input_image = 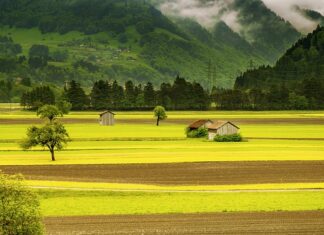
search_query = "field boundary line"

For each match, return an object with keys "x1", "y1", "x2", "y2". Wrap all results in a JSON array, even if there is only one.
[{"x1": 30, "y1": 186, "x2": 324, "y2": 193}]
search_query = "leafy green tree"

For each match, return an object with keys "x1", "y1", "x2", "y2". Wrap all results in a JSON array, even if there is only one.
[
  {"x1": 153, "y1": 106, "x2": 167, "y2": 126},
  {"x1": 289, "y1": 93, "x2": 309, "y2": 110},
  {"x1": 0, "y1": 173, "x2": 44, "y2": 235},
  {"x1": 37, "y1": 105, "x2": 63, "y2": 122},
  {"x1": 56, "y1": 100, "x2": 72, "y2": 114},
  {"x1": 21, "y1": 122, "x2": 69, "y2": 161},
  {"x1": 28, "y1": 45, "x2": 49, "y2": 69},
  {"x1": 20, "y1": 86, "x2": 55, "y2": 110}
]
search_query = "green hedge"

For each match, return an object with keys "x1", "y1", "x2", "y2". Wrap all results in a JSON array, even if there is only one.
[
  {"x1": 214, "y1": 134, "x2": 242, "y2": 142},
  {"x1": 186, "y1": 127, "x2": 208, "y2": 138}
]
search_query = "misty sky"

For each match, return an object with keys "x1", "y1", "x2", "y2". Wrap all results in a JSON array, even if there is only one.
[{"x1": 158, "y1": 0, "x2": 324, "y2": 33}]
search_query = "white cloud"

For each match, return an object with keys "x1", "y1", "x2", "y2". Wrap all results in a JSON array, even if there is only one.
[
  {"x1": 261, "y1": 0, "x2": 324, "y2": 33},
  {"x1": 159, "y1": 0, "x2": 239, "y2": 30},
  {"x1": 157, "y1": 0, "x2": 324, "y2": 34}
]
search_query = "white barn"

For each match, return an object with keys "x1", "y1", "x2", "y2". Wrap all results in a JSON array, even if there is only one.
[{"x1": 207, "y1": 121, "x2": 240, "y2": 140}]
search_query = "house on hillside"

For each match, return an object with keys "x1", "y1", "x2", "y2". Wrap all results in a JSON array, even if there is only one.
[
  {"x1": 207, "y1": 121, "x2": 240, "y2": 140},
  {"x1": 188, "y1": 120, "x2": 240, "y2": 140},
  {"x1": 99, "y1": 111, "x2": 115, "y2": 126},
  {"x1": 188, "y1": 120, "x2": 214, "y2": 131}
]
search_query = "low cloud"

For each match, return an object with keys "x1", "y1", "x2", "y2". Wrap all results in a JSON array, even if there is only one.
[
  {"x1": 159, "y1": 0, "x2": 241, "y2": 31},
  {"x1": 261, "y1": 0, "x2": 324, "y2": 33},
  {"x1": 157, "y1": 0, "x2": 324, "y2": 34}
]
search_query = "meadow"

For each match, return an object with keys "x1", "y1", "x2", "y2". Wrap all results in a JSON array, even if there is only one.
[
  {"x1": 1, "y1": 108, "x2": 324, "y2": 222},
  {"x1": 39, "y1": 190, "x2": 324, "y2": 217}
]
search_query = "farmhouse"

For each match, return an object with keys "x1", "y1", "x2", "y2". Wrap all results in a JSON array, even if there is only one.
[
  {"x1": 207, "y1": 121, "x2": 240, "y2": 140},
  {"x1": 99, "y1": 111, "x2": 115, "y2": 126},
  {"x1": 188, "y1": 120, "x2": 240, "y2": 140}
]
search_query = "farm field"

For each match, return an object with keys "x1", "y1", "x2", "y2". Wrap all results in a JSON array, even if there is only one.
[
  {"x1": 44, "y1": 211, "x2": 324, "y2": 235},
  {"x1": 1, "y1": 108, "x2": 324, "y2": 234}
]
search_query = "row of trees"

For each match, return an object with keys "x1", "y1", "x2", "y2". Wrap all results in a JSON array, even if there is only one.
[
  {"x1": 213, "y1": 78, "x2": 324, "y2": 110},
  {"x1": 21, "y1": 76, "x2": 210, "y2": 111}
]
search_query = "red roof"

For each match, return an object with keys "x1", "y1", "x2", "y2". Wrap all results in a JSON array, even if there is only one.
[{"x1": 188, "y1": 120, "x2": 213, "y2": 129}]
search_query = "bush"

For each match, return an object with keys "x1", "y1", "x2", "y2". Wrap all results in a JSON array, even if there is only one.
[
  {"x1": 214, "y1": 134, "x2": 243, "y2": 142},
  {"x1": 0, "y1": 172, "x2": 44, "y2": 234},
  {"x1": 186, "y1": 127, "x2": 208, "y2": 138}
]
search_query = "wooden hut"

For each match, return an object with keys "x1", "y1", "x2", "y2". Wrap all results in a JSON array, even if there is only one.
[
  {"x1": 188, "y1": 120, "x2": 214, "y2": 131},
  {"x1": 207, "y1": 121, "x2": 240, "y2": 140},
  {"x1": 99, "y1": 111, "x2": 115, "y2": 126}
]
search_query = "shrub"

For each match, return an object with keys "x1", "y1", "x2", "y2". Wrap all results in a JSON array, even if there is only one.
[
  {"x1": 186, "y1": 127, "x2": 208, "y2": 138},
  {"x1": 214, "y1": 134, "x2": 243, "y2": 142},
  {"x1": 0, "y1": 172, "x2": 44, "y2": 234}
]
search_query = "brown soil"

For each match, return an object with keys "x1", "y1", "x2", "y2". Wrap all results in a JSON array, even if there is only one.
[
  {"x1": 2, "y1": 161, "x2": 324, "y2": 185},
  {"x1": 1, "y1": 117, "x2": 324, "y2": 125},
  {"x1": 44, "y1": 211, "x2": 324, "y2": 235}
]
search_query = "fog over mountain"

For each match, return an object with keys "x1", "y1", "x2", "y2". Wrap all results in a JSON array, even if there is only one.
[
  {"x1": 156, "y1": 0, "x2": 324, "y2": 34},
  {"x1": 262, "y1": 0, "x2": 324, "y2": 33}
]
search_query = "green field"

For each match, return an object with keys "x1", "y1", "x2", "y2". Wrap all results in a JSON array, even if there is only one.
[
  {"x1": 1, "y1": 110, "x2": 324, "y2": 217},
  {"x1": 0, "y1": 139, "x2": 323, "y2": 165},
  {"x1": 39, "y1": 190, "x2": 324, "y2": 216}
]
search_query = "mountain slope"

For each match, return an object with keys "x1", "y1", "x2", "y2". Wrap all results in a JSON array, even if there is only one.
[
  {"x1": 235, "y1": 26, "x2": 324, "y2": 89},
  {"x1": 0, "y1": 0, "x2": 272, "y2": 89}
]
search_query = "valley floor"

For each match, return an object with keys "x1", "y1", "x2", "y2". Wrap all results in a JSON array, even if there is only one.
[{"x1": 1, "y1": 108, "x2": 324, "y2": 234}]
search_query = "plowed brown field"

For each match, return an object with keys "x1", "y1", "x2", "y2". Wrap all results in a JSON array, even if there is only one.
[
  {"x1": 44, "y1": 211, "x2": 324, "y2": 235},
  {"x1": 2, "y1": 161, "x2": 324, "y2": 185}
]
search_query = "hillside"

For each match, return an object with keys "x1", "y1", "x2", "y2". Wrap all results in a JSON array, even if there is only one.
[
  {"x1": 0, "y1": 0, "x2": 272, "y2": 93},
  {"x1": 154, "y1": 0, "x2": 302, "y2": 63},
  {"x1": 235, "y1": 26, "x2": 324, "y2": 89}
]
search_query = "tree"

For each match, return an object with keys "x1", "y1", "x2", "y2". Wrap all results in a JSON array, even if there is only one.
[
  {"x1": 0, "y1": 173, "x2": 44, "y2": 235},
  {"x1": 65, "y1": 80, "x2": 89, "y2": 110},
  {"x1": 144, "y1": 82, "x2": 155, "y2": 107},
  {"x1": 37, "y1": 105, "x2": 63, "y2": 122},
  {"x1": 153, "y1": 106, "x2": 167, "y2": 126},
  {"x1": 90, "y1": 80, "x2": 110, "y2": 110},
  {"x1": 28, "y1": 44, "x2": 49, "y2": 69},
  {"x1": 56, "y1": 100, "x2": 72, "y2": 114},
  {"x1": 20, "y1": 86, "x2": 55, "y2": 110},
  {"x1": 21, "y1": 122, "x2": 69, "y2": 161}
]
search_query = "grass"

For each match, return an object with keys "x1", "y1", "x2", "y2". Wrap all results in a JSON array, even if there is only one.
[
  {"x1": 27, "y1": 180, "x2": 324, "y2": 191},
  {"x1": 38, "y1": 189, "x2": 324, "y2": 216},
  {"x1": 1, "y1": 122, "x2": 324, "y2": 141},
  {"x1": 1, "y1": 139, "x2": 324, "y2": 165}
]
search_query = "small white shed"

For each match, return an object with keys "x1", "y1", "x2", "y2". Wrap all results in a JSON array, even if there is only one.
[
  {"x1": 99, "y1": 111, "x2": 115, "y2": 126},
  {"x1": 207, "y1": 121, "x2": 240, "y2": 140}
]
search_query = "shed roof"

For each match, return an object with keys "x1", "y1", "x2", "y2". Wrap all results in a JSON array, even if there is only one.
[
  {"x1": 99, "y1": 111, "x2": 116, "y2": 116},
  {"x1": 188, "y1": 120, "x2": 213, "y2": 129},
  {"x1": 208, "y1": 121, "x2": 240, "y2": 130}
]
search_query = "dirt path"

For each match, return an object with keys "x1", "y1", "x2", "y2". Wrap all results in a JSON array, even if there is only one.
[
  {"x1": 2, "y1": 161, "x2": 324, "y2": 185},
  {"x1": 44, "y1": 211, "x2": 324, "y2": 235}
]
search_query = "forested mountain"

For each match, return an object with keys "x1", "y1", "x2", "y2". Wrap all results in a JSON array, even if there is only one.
[
  {"x1": 235, "y1": 26, "x2": 324, "y2": 89},
  {"x1": 0, "y1": 0, "x2": 267, "y2": 94},
  {"x1": 301, "y1": 9, "x2": 324, "y2": 26},
  {"x1": 0, "y1": 0, "x2": 319, "y2": 104},
  {"x1": 229, "y1": 26, "x2": 324, "y2": 110}
]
